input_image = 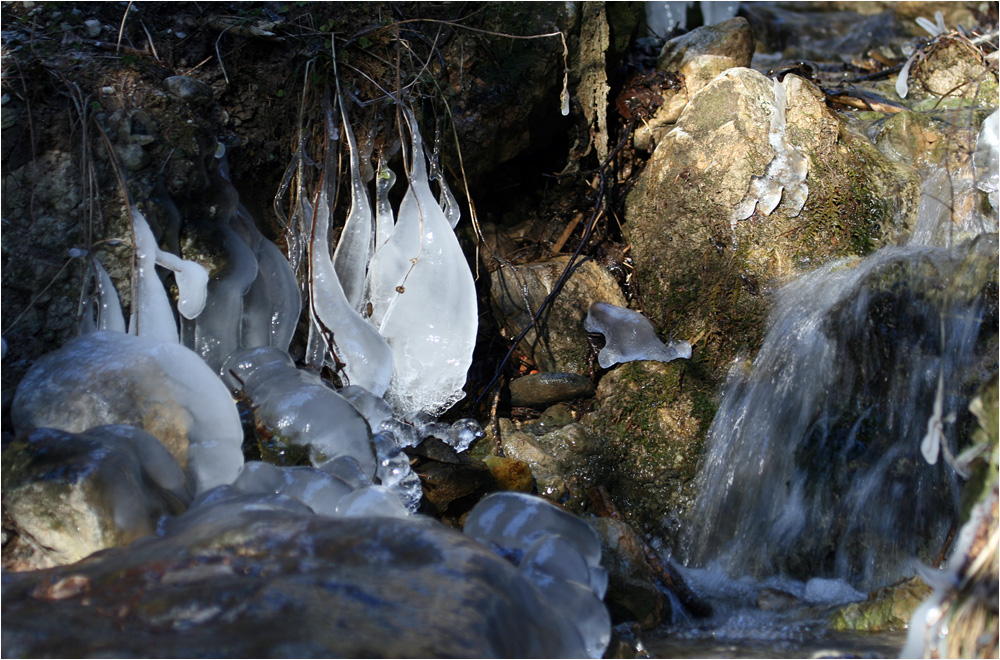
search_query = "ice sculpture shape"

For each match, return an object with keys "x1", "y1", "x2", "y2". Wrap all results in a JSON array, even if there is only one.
[
  {"x1": 184, "y1": 155, "x2": 301, "y2": 372},
  {"x1": 12, "y1": 331, "x2": 244, "y2": 493},
  {"x1": 584, "y1": 302, "x2": 692, "y2": 368},
  {"x1": 233, "y1": 461, "x2": 355, "y2": 516},
  {"x1": 309, "y1": 107, "x2": 394, "y2": 396},
  {"x1": 367, "y1": 107, "x2": 478, "y2": 417},
  {"x1": 81, "y1": 256, "x2": 126, "y2": 334},
  {"x1": 129, "y1": 206, "x2": 208, "y2": 342},
  {"x1": 464, "y1": 491, "x2": 602, "y2": 568},
  {"x1": 332, "y1": 103, "x2": 375, "y2": 312},
  {"x1": 731, "y1": 76, "x2": 809, "y2": 228},
  {"x1": 222, "y1": 346, "x2": 377, "y2": 478},
  {"x1": 335, "y1": 485, "x2": 411, "y2": 518},
  {"x1": 373, "y1": 154, "x2": 397, "y2": 250},
  {"x1": 463, "y1": 492, "x2": 610, "y2": 659}
]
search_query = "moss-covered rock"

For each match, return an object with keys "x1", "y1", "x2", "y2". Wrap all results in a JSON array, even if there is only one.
[
  {"x1": 829, "y1": 576, "x2": 933, "y2": 632},
  {"x1": 583, "y1": 360, "x2": 715, "y2": 538},
  {"x1": 626, "y1": 68, "x2": 919, "y2": 378}
]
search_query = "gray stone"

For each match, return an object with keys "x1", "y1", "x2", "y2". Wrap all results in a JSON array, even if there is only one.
[
  {"x1": 164, "y1": 75, "x2": 215, "y2": 105},
  {"x1": 2, "y1": 426, "x2": 190, "y2": 571},
  {"x1": 1, "y1": 513, "x2": 589, "y2": 658},
  {"x1": 509, "y1": 372, "x2": 595, "y2": 407},
  {"x1": 589, "y1": 517, "x2": 668, "y2": 629},
  {"x1": 490, "y1": 255, "x2": 626, "y2": 375}
]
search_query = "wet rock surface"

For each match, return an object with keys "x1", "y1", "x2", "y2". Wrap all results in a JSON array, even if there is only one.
[
  {"x1": 508, "y1": 371, "x2": 596, "y2": 407},
  {"x1": 2, "y1": 513, "x2": 587, "y2": 658}
]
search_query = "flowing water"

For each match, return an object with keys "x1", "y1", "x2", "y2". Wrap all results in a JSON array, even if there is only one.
[{"x1": 656, "y1": 152, "x2": 997, "y2": 654}]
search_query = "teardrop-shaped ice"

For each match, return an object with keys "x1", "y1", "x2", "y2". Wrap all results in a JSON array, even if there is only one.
[
  {"x1": 367, "y1": 107, "x2": 478, "y2": 417},
  {"x1": 332, "y1": 101, "x2": 374, "y2": 312}
]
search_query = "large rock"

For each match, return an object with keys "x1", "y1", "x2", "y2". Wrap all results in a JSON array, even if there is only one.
[
  {"x1": 490, "y1": 255, "x2": 627, "y2": 375},
  {"x1": 2, "y1": 426, "x2": 190, "y2": 571},
  {"x1": 11, "y1": 331, "x2": 244, "y2": 494},
  {"x1": 625, "y1": 67, "x2": 919, "y2": 377},
  {"x1": 1, "y1": 512, "x2": 590, "y2": 658}
]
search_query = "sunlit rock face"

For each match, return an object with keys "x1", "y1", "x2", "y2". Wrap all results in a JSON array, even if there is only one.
[
  {"x1": 1, "y1": 513, "x2": 589, "y2": 659},
  {"x1": 12, "y1": 331, "x2": 244, "y2": 494},
  {"x1": 3, "y1": 425, "x2": 190, "y2": 571}
]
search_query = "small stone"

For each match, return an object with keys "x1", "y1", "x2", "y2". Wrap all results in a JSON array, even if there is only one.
[
  {"x1": 757, "y1": 587, "x2": 800, "y2": 611},
  {"x1": 164, "y1": 76, "x2": 214, "y2": 105},
  {"x1": 483, "y1": 456, "x2": 534, "y2": 492},
  {"x1": 83, "y1": 19, "x2": 101, "y2": 37},
  {"x1": 509, "y1": 372, "x2": 595, "y2": 407}
]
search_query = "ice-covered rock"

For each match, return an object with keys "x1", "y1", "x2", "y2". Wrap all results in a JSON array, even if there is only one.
[
  {"x1": 233, "y1": 461, "x2": 355, "y2": 516},
  {"x1": 222, "y1": 346, "x2": 377, "y2": 479},
  {"x1": 12, "y1": 331, "x2": 244, "y2": 494},
  {"x1": 731, "y1": 76, "x2": 809, "y2": 227},
  {"x1": 584, "y1": 301, "x2": 691, "y2": 368},
  {"x1": 463, "y1": 492, "x2": 611, "y2": 658},
  {"x1": 3, "y1": 425, "x2": 190, "y2": 570}
]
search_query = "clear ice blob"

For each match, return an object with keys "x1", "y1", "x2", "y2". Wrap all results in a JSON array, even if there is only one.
[{"x1": 584, "y1": 302, "x2": 692, "y2": 368}]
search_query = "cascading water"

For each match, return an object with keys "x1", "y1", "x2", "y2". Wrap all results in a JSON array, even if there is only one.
[{"x1": 679, "y1": 119, "x2": 998, "y2": 595}]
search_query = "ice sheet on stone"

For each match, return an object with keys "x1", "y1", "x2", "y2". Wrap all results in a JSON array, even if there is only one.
[
  {"x1": 463, "y1": 491, "x2": 602, "y2": 568},
  {"x1": 335, "y1": 484, "x2": 410, "y2": 518},
  {"x1": 367, "y1": 106, "x2": 478, "y2": 417},
  {"x1": 317, "y1": 455, "x2": 372, "y2": 489},
  {"x1": 93, "y1": 424, "x2": 192, "y2": 504},
  {"x1": 161, "y1": 486, "x2": 313, "y2": 537},
  {"x1": 233, "y1": 461, "x2": 354, "y2": 516},
  {"x1": 308, "y1": 105, "x2": 394, "y2": 396},
  {"x1": 584, "y1": 302, "x2": 692, "y2": 369},
  {"x1": 332, "y1": 102, "x2": 375, "y2": 312},
  {"x1": 730, "y1": 77, "x2": 809, "y2": 229},
  {"x1": 223, "y1": 346, "x2": 377, "y2": 478},
  {"x1": 13, "y1": 331, "x2": 243, "y2": 494},
  {"x1": 518, "y1": 569, "x2": 611, "y2": 659}
]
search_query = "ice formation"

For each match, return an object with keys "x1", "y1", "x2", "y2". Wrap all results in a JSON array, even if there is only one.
[
  {"x1": 233, "y1": 461, "x2": 355, "y2": 516},
  {"x1": 464, "y1": 492, "x2": 610, "y2": 659},
  {"x1": 731, "y1": 76, "x2": 809, "y2": 228},
  {"x1": 307, "y1": 105, "x2": 394, "y2": 397},
  {"x1": 222, "y1": 346, "x2": 377, "y2": 479},
  {"x1": 974, "y1": 109, "x2": 999, "y2": 212},
  {"x1": 367, "y1": 107, "x2": 478, "y2": 418},
  {"x1": 332, "y1": 101, "x2": 375, "y2": 313},
  {"x1": 129, "y1": 206, "x2": 208, "y2": 343},
  {"x1": 584, "y1": 301, "x2": 692, "y2": 368},
  {"x1": 80, "y1": 256, "x2": 127, "y2": 334},
  {"x1": 12, "y1": 331, "x2": 244, "y2": 494}
]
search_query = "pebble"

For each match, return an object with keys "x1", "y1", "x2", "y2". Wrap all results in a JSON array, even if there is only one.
[{"x1": 509, "y1": 372, "x2": 595, "y2": 407}]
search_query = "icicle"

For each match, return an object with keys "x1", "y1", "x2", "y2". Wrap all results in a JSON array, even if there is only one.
[
  {"x1": 332, "y1": 99, "x2": 375, "y2": 313},
  {"x1": 308, "y1": 100, "x2": 393, "y2": 396},
  {"x1": 374, "y1": 154, "x2": 397, "y2": 250},
  {"x1": 89, "y1": 256, "x2": 126, "y2": 333},
  {"x1": 426, "y1": 130, "x2": 460, "y2": 229},
  {"x1": 128, "y1": 206, "x2": 208, "y2": 343}
]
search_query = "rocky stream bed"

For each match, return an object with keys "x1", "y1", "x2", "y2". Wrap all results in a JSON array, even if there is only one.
[{"x1": 2, "y1": 2, "x2": 998, "y2": 658}]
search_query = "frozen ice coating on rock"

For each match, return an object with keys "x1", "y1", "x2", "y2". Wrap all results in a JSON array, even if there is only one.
[
  {"x1": 161, "y1": 487, "x2": 314, "y2": 538},
  {"x1": 12, "y1": 331, "x2": 243, "y2": 494},
  {"x1": 463, "y1": 492, "x2": 610, "y2": 659},
  {"x1": 309, "y1": 105, "x2": 394, "y2": 397},
  {"x1": 129, "y1": 206, "x2": 209, "y2": 342},
  {"x1": 974, "y1": 109, "x2": 999, "y2": 212},
  {"x1": 584, "y1": 302, "x2": 692, "y2": 368},
  {"x1": 317, "y1": 455, "x2": 372, "y2": 490},
  {"x1": 90, "y1": 424, "x2": 192, "y2": 505},
  {"x1": 463, "y1": 491, "x2": 602, "y2": 568},
  {"x1": 367, "y1": 106, "x2": 479, "y2": 417},
  {"x1": 731, "y1": 77, "x2": 809, "y2": 228},
  {"x1": 222, "y1": 346, "x2": 378, "y2": 479},
  {"x1": 335, "y1": 484, "x2": 411, "y2": 518},
  {"x1": 233, "y1": 461, "x2": 355, "y2": 516},
  {"x1": 332, "y1": 103, "x2": 375, "y2": 312}
]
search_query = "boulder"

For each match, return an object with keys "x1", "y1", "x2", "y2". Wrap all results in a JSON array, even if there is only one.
[
  {"x1": 490, "y1": 255, "x2": 626, "y2": 375},
  {"x1": 1, "y1": 512, "x2": 591, "y2": 658},
  {"x1": 625, "y1": 67, "x2": 919, "y2": 378},
  {"x1": 2, "y1": 426, "x2": 189, "y2": 571}
]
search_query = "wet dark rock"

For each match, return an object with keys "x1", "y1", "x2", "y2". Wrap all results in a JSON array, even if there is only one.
[
  {"x1": 1, "y1": 513, "x2": 587, "y2": 658},
  {"x1": 590, "y1": 517, "x2": 669, "y2": 629},
  {"x1": 500, "y1": 428, "x2": 567, "y2": 500},
  {"x1": 509, "y1": 372, "x2": 596, "y2": 407},
  {"x1": 483, "y1": 455, "x2": 534, "y2": 492},
  {"x1": 164, "y1": 75, "x2": 215, "y2": 106},
  {"x1": 830, "y1": 576, "x2": 932, "y2": 632},
  {"x1": 490, "y1": 255, "x2": 627, "y2": 375},
  {"x1": 2, "y1": 426, "x2": 189, "y2": 571},
  {"x1": 416, "y1": 460, "x2": 496, "y2": 520},
  {"x1": 757, "y1": 587, "x2": 801, "y2": 612}
]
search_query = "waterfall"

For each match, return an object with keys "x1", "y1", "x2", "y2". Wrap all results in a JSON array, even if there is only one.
[{"x1": 681, "y1": 158, "x2": 998, "y2": 590}]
